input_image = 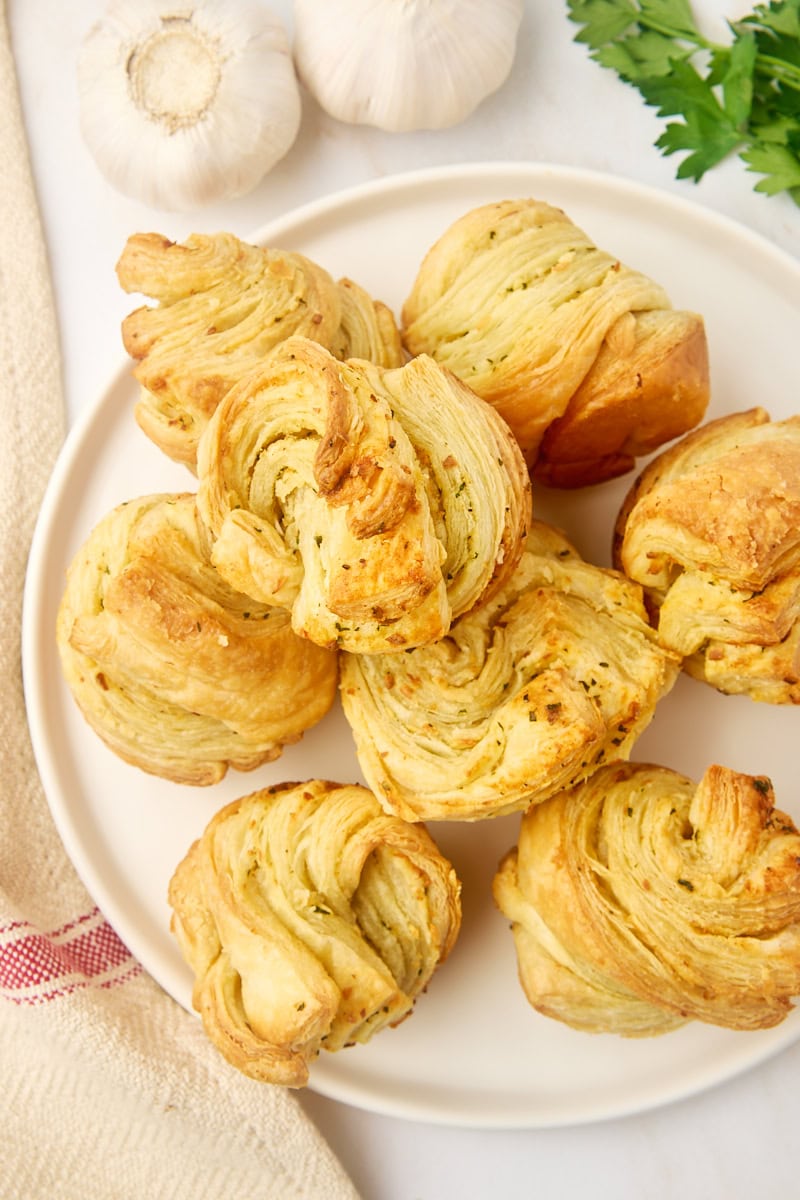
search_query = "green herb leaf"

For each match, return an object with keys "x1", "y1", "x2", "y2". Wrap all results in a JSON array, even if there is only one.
[
  {"x1": 595, "y1": 30, "x2": 691, "y2": 81},
  {"x1": 568, "y1": 0, "x2": 640, "y2": 48},
  {"x1": 719, "y1": 29, "x2": 757, "y2": 127},
  {"x1": 741, "y1": 1, "x2": 800, "y2": 39},
  {"x1": 642, "y1": 60, "x2": 742, "y2": 177},
  {"x1": 638, "y1": 0, "x2": 701, "y2": 40},
  {"x1": 742, "y1": 137, "x2": 800, "y2": 195}
]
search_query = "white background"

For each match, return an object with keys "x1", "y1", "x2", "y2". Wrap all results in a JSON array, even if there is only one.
[{"x1": 10, "y1": 2, "x2": 800, "y2": 1197}]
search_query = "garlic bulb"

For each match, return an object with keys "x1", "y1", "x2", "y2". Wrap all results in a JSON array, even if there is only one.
[
  {"x1": 292, "y1": 0, "x2": 524, "y2": 133},
  {"x1": 78, "y1": 0, "x2": 302, "y2": 211}
]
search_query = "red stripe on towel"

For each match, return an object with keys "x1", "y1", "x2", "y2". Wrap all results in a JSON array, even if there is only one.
[{"x1": 0, "y1": 908, "x2": 141, "y2": 1004}]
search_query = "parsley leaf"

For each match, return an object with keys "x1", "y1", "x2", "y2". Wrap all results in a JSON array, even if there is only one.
[
  {"x1": 566, "y1": 0, "x2": 800, "y2": 205},
  {"x1": 568, "y1": 0, "x2": 641, "y2": 47},
  {"x1": 742, "y1": 138, "x2": 800, "y2": 192},
  {"x1": 595, "y1": 30, "x2": 692, "y2": 80}
]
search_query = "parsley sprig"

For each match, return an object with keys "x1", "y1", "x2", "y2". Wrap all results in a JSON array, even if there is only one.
[{"x1": 566, "y1": 0, "x2": 800, "y2": 205}]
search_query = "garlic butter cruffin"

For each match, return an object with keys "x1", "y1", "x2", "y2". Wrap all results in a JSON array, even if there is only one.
[
  {"x1": 340, "y1": 520, "x2": 680, "y2": 821},
  {"x1": 116, "y1": 230, "x2": 403, "y2": 468},
  {"x1": 168, "y1": 779, "x2": 462, "y2": 1087},
  {"x1": 56, "y1": 493, "x2": 338, "y2": 786},
  {"x1": 196, "y1": 334, "x2": 531, "y2": 654},
  {"x1": 613, "y1": 408, "x2": 800, "y2": 703},
  {"x1": 493, "y1": 763, "x2": 800, "y2": 1036},
  {"x1": 402, "y1": 197, "x2": 709, "y2": 487}
]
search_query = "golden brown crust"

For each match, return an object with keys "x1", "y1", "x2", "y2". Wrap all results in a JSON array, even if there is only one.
[
  {"x1": 535, "y1": 309, "x2": 709, "y2": 487},
  {"x1": 116, "y1": 232, "x2": 403, "y2": 468},
  {"x1": 613, "y1": 408, "x2": 800, "y2": 702},
  {"x1": 339, "y1": 520, "x2": 680, "y2": 820},
  {"x1": 493, "y1": 762, "x2": 800, "y2": 1036},
  {"x1": 196, "y1": 335, "x2": 531, "y2": 654},
  {"x1": 168, "y1": 779, "x2": 462, "y2": 1086},
  {"x1": 56, "y1": 493, "x2": 338, "y2": 785},
  {"x1": 401, "y1": 198, "x2": 709, "y2": 486}
]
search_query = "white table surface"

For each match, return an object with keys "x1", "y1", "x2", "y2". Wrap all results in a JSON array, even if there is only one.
[{"x1": 11, "y1": 2, "x2": 800, "y2": 1197}]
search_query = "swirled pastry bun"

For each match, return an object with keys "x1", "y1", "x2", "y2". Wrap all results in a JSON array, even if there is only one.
[
  {"x1": 493, "y1": 762, "x2": 800, "y2": 1036},
  {"x1": 168, "y1": 779, "x2": 462, "y2": 1086},
  {"x1": 401, "y1": 198, "x2": 709, "y2": 487},
  {"x1": 116, "y1": 231, "x2": 403, "y2": 468},
  {"x1": 56, "y1": 494, "x2": 338, "y2": 786},
  {"x1": 339, "y1": 521, "x2": 680, "y2": 821},
  {"x1": 613, "y1": 408, "x2": 800, "y2": 703},
  {"x1": 196, "y1": 335, "x2": 531, "y2": 654}
]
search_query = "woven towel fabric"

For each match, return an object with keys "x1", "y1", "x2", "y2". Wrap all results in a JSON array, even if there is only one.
[{"x1": 0, "y1": 5, "x2": 360, "y2": 1196}]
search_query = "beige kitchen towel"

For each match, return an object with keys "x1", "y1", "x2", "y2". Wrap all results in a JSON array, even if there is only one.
[{"x1": 0, "y1": 6, "x2": 360, "y2": 1197}]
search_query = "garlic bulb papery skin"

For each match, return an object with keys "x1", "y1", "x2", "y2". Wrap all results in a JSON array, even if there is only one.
[
  {"x1": 292, "y1": 0, "x2": 524, "y2": 133},
  {"x1": 78, "y1": 0, "x2": 302, "y2": 212}
]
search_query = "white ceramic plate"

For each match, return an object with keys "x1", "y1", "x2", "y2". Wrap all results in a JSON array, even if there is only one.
[{"x1": 23, "y1": 163, "x2": 800, "y2": 1129}]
